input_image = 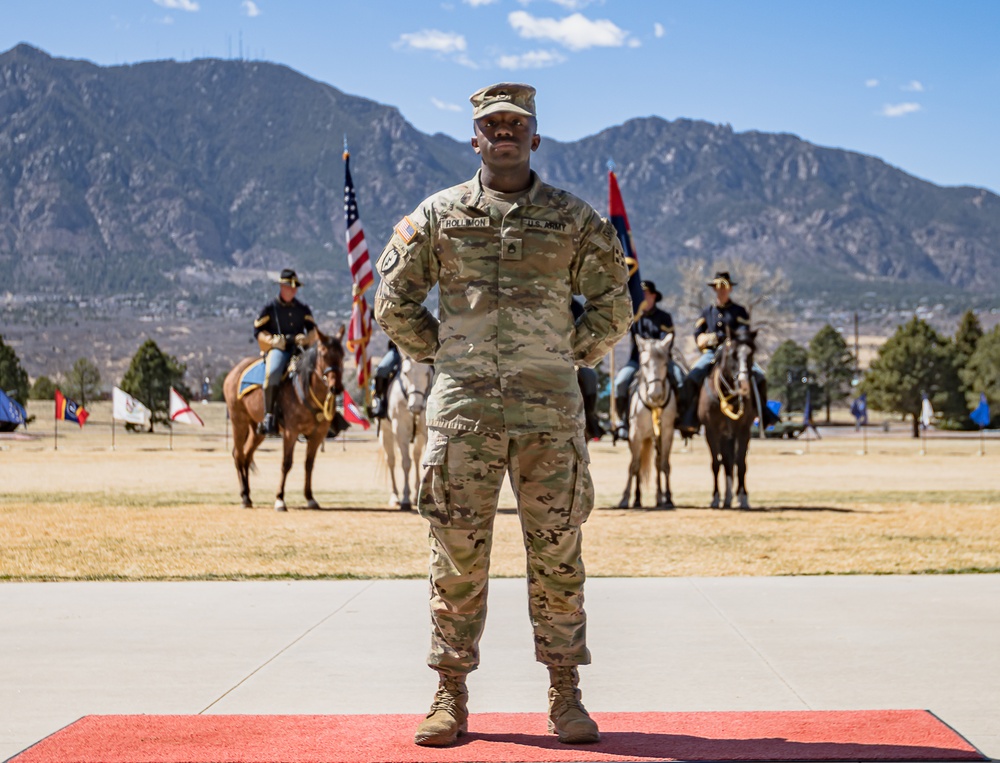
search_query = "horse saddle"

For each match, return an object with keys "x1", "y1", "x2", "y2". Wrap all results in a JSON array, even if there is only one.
[{"x1": 237, "y1": 356, "x2": 300, "y2": 399}]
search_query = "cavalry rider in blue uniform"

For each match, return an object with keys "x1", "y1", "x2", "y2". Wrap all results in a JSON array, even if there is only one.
[
  {"x1": 676, "y1": 271, "x2": 778, "y2": 436},
  {"x1": 253, "y1": 268, "x2": 317, "y2": 435},
  {"x1": 612, "y1": 280, "x2": 679, "y2": 442}
]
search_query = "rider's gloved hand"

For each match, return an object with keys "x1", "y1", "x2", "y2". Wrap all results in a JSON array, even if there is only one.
[
  {"x1": 697, "y1": 333, "x2": 718, "y2": 351},
  {"x1": 269, "y1": 333, "x2": 287, "y2": 351},
  {"x1": 294, "y1": 333, "x2": 309, "y2": 347}
]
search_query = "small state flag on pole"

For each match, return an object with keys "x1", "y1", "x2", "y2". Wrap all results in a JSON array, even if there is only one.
[
  {"x1": 970, "y1": 393, "x2": 991, "y2": 428},
  {"x1": 342, "y1": 388, "x2": 370, "y2": 430},
  {"x1": 344, "y1": 142, "x2": 374, "y2": 388},
  {"x1": 169, "y1": 387, "x2": 204, "y2": 427},
  {"x1": 113, "y1": 387, "x2": 152, "y2": 427},
  {"x1": 920, "y1": 394, "x2": 935, "y2": 429},
  {"x1": 55, "y1": 389, "x2": 88, "y2": 427}
]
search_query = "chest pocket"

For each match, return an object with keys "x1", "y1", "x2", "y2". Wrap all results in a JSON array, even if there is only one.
[
  {"x1": 436, "y1": 217, "x2": 495, "y2": 281},
  {"x1": 518, "y1": 213, "x2": 574, "y2": 275}
]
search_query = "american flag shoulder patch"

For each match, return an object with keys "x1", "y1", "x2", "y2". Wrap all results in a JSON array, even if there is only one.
[{"x1": 394, "y1": 216, "x2": 417, "y2": 243}]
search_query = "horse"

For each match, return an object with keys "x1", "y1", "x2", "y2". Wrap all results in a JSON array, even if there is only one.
[
  {"x1": 379, "y1": 356, "x2": 433, "y2": 511},
  {"x1": 222, "y1": 327, "x2": 345, "y2": 511},
  {"x1": 618, "y1": 333, "x2": 678, "y2": 509},
  {"x1": 698, "y1": 328, "x2": 759, "y2": 510}
]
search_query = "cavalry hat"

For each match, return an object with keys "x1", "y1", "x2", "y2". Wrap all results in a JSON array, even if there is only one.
[
  {"x1": 469, "y1": 82, "x2": 536, "y2": 120},
  {"x1": 641, "y1": 280, "x2": 663, "y2": 302},
  {"x1": 276, "y1": 268, "x2": 303, "y2": 288},
  {"x1": 707, "y1": 271, "x2": 737, "y2": 288}
]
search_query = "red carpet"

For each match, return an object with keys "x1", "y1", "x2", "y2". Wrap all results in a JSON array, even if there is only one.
[{"x1": 11, "y1": 710, "x2": 985, "y2": 763}]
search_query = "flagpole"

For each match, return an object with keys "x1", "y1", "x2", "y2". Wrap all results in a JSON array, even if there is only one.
[
  {"x1": 862, "y1": 416, "x2": 867, "y2": 455},
  {"x1": 54, "y1": 411, "x2": 59, "y2": 451}
]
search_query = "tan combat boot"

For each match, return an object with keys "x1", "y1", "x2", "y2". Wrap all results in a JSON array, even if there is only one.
[
  {"x1": 414, "y1": 673, "x2": 469, "y2": 747},
  {"x1": 547, "y1": 665, "x2": 600, "y2": 744}
]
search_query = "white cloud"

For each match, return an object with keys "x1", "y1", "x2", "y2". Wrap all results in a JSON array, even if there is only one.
[
  {"x1": 865, "y1": 78, "x2": 879, "y2": 88},
  {"x1": 654, "y1": 22, "x2": 665, "y2": 38},
  {"x1": 463, "y1": 0, "x2": 499, "y2": 5},
  {"x1": 153, "y1": 0, "x2": 199, "y2": 11},
  {"x1": 901, "y1": 79, "x2": 925, "y2": 92},
  {"x1": 395, "y1": 30, "x2": 467, "y2": 53},
  {"x1": 432, "y1": 98, "x2": 463, "y2": 112},
  {"x1": 508, "y1": 10, "x2": 632, "y2": 51},
  {"x1": 881, "y1": 102, "x2": 922, "y2": 118},
  {"x1": 550, "y1": 0, "x2": 594, "y2": 8},
  {"x1": 498, "y1": 49, "x2": 567, "y2": 69},
  {"x1": 242, "y1": 0, "x2": 261, "y2": 17}
]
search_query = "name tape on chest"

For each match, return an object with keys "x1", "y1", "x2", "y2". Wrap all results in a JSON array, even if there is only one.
[{"x1": 440, "y1": 217, "x2": 491, "y2": 230}]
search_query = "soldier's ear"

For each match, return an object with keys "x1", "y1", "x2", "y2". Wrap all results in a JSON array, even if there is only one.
[
  {"x1": 531, "y1": 133, "x2": 541, "y2": 152},
  {"x1": 471, "y1": 136, "x2": 482, "y2": 156}
]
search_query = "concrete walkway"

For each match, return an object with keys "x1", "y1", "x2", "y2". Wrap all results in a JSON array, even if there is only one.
[{"x1": 2, "y1": 576, "x2": 998, "y2": 761}]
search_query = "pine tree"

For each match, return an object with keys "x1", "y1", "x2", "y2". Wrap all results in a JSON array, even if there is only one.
[
  {"x1": 861, "y1": 317, "x2": 964, "y2": 437},
  {"x1": 766, "y1": 340, "x2": 809, "y2": 412},
  {"x1": 808, "y1": 324, "x2": 855, "y2": 423},
  {"x1": 120, "y1": 340, "x2": 189, "y2": 431}
]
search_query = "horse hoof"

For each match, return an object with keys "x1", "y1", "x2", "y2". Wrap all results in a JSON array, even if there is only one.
[
  {"x1": 306, "y1": 499, "x2": 320, "y2": 510},
  {"x1": 723, "y1": 500, "x2": 733, "y2": 510},
  {"x1": 659, "y1": 501, "x2": 675, "y2": 510},
  {"x1": 400, "y1": 501, "x2": 412, "y2": 512},
  {"x1": 710, "y1": 498, "x2": 720, "y2": 509},
  {"x1": 274, "y1": 500, "x2": 287, "y2": 512},
  {"x1": 617, "y1": 499, "x2": 629, "y2": 509}
]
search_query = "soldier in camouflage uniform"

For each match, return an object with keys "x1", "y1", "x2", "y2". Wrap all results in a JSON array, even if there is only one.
[{"x1": 374, "y1": 83, "x2": 631, "y2": 748}]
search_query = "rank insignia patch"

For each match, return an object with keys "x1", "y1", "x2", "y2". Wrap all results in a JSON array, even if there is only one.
[{"x1": 394, "y1": 216, "x2": 417, "y2": 243}]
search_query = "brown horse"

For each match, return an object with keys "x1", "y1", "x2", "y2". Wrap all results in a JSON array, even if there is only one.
[
  {"x1": 223, "y1": 326, "x2": 345, "y2": 510},
  {"x1": 698, "y1": 328, "x2": 759, "y2": 510}
]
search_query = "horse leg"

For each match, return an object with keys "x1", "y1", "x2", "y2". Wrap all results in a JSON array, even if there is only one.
[
  {"x1": 708, "y1": 439, "x2": 722, "y2": 509},
  {"x1": 275, "y1": 431, "x2": 295, "y2": 511},
  {"x1": 303, "y1": 428, "x2": 326, "y2": 510},
  {"x1": 722, "y1": 437, "x2": 735, "y2": 509},
  {"x1": 736, "y1": 435, "x2": 751, "y2": 510},
  {"x1": 230, "y1": 415, "x2": 253, "y2": 508},
  {"x1": 381, "y1": 426, "x2": 400, "y2": 509},
  {"x1": 659, "y1": 426, "x2": 675, "y2": 509}
]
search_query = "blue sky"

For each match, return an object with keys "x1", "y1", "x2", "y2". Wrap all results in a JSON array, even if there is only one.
[{"x1": 3, "y1": 0, "x2": 999, "y2": 193}]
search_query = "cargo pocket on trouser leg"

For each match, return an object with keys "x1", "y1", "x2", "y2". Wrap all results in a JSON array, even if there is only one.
[
  {"x1": 418, "y1": 428, "x2": 452, "y2": 526},
  {"x1": 569, "y1": 434, "x2": 595, "y2": 527}
]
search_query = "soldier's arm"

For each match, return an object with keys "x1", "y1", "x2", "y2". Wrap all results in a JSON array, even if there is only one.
[
  {"x1": 570, "y1": 215, "x2": 632, "y2": 368},
  {"x1": 373, "y1": 211, "x2": 440, "y2": 364}
]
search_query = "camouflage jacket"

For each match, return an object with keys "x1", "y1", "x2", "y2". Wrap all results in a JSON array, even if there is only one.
[{"x1": 374, "y1": 170, "x2": 631, "y2": 435}]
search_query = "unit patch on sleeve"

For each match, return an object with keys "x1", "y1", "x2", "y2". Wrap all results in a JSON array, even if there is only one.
[{"x1": 379, "y1": 248, "x2": 401, "y2": 275}]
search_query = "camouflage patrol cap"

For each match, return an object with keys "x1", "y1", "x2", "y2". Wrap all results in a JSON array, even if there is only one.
[{"x1": 469, "y1": 82, "x2": 536, "y2": 119}]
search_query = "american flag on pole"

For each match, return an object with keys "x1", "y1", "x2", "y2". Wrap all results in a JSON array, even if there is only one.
[{"x1": 344, "y1": 143, "x2": 374, "y2": 386}]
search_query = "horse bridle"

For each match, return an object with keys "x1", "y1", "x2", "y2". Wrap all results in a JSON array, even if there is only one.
[
  {"x1": 307, "y1": 341, "x2": 343, "y2": 423},
  {"x1": 713, "y1": 338, "x2": 750, "y2": 421},
  {"x1": 397, "y1": 366, "x2": 431, "y2": 410}
]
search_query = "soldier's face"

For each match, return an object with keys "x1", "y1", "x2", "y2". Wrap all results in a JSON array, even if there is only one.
[
  {"x1": 279, "y1": 284, "x2": 298, "y2": 302},
  {"x1": 713, "y1": 284, "x2": 731, "y2": 304},
  {"x1": 471, "y1": 111, "x2": 540, "y2": 170}
]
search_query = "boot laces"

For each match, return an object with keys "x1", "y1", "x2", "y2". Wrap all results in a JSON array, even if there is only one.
[{"x1": 429, "y1": 679, "x2": 465, "y2": 715}]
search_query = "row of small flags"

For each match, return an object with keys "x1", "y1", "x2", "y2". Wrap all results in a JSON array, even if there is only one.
[{"x1": 50, "y1": 387, "x2": 205, "y2": 429}]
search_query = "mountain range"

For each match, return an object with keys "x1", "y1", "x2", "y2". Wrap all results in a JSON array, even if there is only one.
[{"x1": 2, "y1": 43, "x2": 999, "y2": 334}]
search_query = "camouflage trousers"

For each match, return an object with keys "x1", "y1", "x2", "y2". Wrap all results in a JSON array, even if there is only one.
[{"x1": 418, "y1": 428, "x2": 596, "y2": 676}]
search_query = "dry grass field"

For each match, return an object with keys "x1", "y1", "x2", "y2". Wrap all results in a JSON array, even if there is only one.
[{"x1": 2, "y1": 401, "x2": 998, "y2": 580}]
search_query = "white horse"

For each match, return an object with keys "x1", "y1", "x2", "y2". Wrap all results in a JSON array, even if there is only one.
[
  {"x1": 618, "y1": 333, "x2": 678, "y2": 509},
  {"x1": 379, "y1": 356, "x2": 433, "y2": 511}
]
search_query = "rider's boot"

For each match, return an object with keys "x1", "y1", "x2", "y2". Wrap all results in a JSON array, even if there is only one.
[
  {"x1": 613, "y1": 393, "x2": 629, "y2": 442},
  {"x1": 547, "y1": 666, "x2": 600, "y2": 744},
  {"x1": 257, "y1": 385, "x2": 279, "y2": 436},
  {"x1": 676, "y1": 378, "x2": 700, "y2": 437},
  {"x1": 370, "y1": 375, "x2": 389, "y2": 419},
  {"x1": 582, "y1": 393, "x2": 604, "y2": 440},
  {"x1": 414, "y1": 672, "x2": 468, "y2": 747},
  {"x1": 755, "y1": 378, "x2": 780, "y2": 427}
]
